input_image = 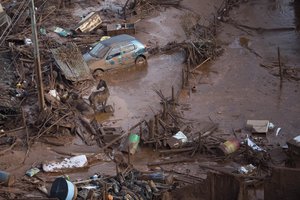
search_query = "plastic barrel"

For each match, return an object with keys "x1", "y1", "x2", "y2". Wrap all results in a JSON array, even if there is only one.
[
  {"x1": 0, "y1": 171, "x2": 15, "y2": 186},
  {"x1": 220, "y1": 139, "x2": 240, "y2": 155},
  {"x1": 50, "y1": 177, "x2": 77, "y2": 200}
]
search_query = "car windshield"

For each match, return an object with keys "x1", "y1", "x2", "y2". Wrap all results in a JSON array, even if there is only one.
[{"x1": 89, "y1": 43, "x2": 110, "y2": 59}]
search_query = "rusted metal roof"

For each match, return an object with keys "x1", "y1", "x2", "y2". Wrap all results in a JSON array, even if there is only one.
[{"x1": 51, "y1": 43, "x2": 92, "y2": 82}]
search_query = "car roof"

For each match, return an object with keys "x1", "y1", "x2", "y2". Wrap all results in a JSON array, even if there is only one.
[{"x1": 101, "y1": 34, "x2": 136, "y2": 46}]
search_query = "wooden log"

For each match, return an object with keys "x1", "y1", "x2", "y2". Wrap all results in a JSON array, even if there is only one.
[
  {"x1": 278, "y1": 47, "x2": 283, "y2": 81},
  {"x1": 148, "y1": 158, "x2": 195, "y2": 166},
  {"x1": 149, "y1": 119, "x2": 154, "y2": 140},
  {"x1": 159, "y1": 147, "x2": 195, "y2": 154}
]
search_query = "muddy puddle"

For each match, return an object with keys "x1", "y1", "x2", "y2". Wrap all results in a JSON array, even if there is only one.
[
  {"x1": 96, "y1": 51, "x2": 185, "y2": 129},
  {"x1": 183, "y1": 0, "x2": 300, "y2": 137}
]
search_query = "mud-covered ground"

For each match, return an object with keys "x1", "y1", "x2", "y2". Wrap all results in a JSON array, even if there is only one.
[{"x1": 0, "y1": 0, "x2": 299, "y2": 199}]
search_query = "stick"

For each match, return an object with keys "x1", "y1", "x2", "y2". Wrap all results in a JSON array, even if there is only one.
[
  {"x1": 278, "y1": 47, "x2": 283, "y2": 81},
  {"x1": 102, "y1": 131, "x2": 129, "y2": 150},
  {"x1": 129, "y1": 120, "x2": 145, "y2": 131},
  {"x1": 147, "y1": 158, "x2": 195, "y2": 166},
  {"x1": 191, "y1": 57, "x2": 211, "y2": 72},
  {"x1": 159, "y1": 147, "x2": 195, "y2": 154},
  {"x1": 33, "y1": 112, "x2": 72, "y2": 141}
]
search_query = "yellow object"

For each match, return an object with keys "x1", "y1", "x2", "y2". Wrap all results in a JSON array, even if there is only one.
[
  {"x1": 100, "y1": 36, "x2": 110, "y2": 41},
  {"x1": 16, "y1": 83, "x2": 22, "y2": 88},
  {"x1": 107, "y1": 194, "x2": 113, "y2": 200}
]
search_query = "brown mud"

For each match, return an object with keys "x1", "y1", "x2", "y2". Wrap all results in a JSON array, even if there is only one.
[{"x1": 0, "y1": 0, "x2": 299, "y2": 199}]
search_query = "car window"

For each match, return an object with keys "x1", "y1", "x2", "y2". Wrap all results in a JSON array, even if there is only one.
[
  {"x1": 107, "y1": 47, "x2": 121, "y2": 60},
  {"x1": 121, "y1": 44, "x2": 136, "y2": 54},
  {"x1": 89, "y1": 43, "x2": 110, "y2": 59}
]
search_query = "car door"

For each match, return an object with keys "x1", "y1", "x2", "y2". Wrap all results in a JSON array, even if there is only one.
[
  {"x1": 120, "y1": 43, "x2": 136, "y2": 66},
  {"x1": 105, "y1": 45, "x2": 123, "y2": 70}
]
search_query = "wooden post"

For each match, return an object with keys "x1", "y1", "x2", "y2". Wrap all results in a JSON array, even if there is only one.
[
  {"x1": 155, "y1": 115, "x2": 159, "y2": 135},
  {"x1": 30, "y1": 0, "x2": 45, "y2": 111},
  {"x1": 163, "y1": 101, "x2": 167, "y2": 119},
  {"x1": 182, "y1": 68, "x2": 185, "y2": 89},
  {"x1": 172, "y1": 86, "x2": 175, "y2": 101},
  {"x1": 198, "y1": 132, "x2": 202, "y2": 153},
  {"x1": 277, "y1": 47, "x2": 283, "y2": 81},
  {"x1": 186, "y1": 61, "x2": 190, "y2": 87},
  {"x1": 172, "y1": 85, "x2": 175, "y2": 110},
  {"x1": 149, "y1": 119, "x2": 154, "y2": 139},
  {"x1": 139, "y1": 124, "x2": 142, "y2": 139}
]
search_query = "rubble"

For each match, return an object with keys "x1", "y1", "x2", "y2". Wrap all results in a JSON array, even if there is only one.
[{"x1": 0, "y1": 0, "x2": 299, "y2": 199}]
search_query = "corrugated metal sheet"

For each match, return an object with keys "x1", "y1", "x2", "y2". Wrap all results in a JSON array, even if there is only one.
[
  {"x1": 51, "y1": 43, "x2": 92, "y2": 82},
  {"x1": 75, "y1": 12, "x2": 102, "y2": 33}
]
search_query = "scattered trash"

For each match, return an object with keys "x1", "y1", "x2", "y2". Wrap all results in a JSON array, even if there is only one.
[
  {"x1": 54, "y1": 27, "x2": 73, "y2": 37},
  {"x1": 245, "y1": 136, "x2": 265, "y2": 152},
  {"x1": 139, "y1": 171, "x2": 166, "y2": 182},
  {"x1": 50, "y1": 177, "x2": 77, "y2": 200},
  {"x1": 26, "y1": 167, "x2": 40, "y2": 177},
  {"x1": 49, "y1": 89, "x2": 60, "y2": 101},
  {"x1": 128, "y1": 133, "x2": 140, "y2": 155},
  {"x1": 287, "y1": 135, "x2": 300, "y2": 156},
  {"x1": 268, "y1": 122, "x2": 275, "y2": 130},
  {"x1": 276, "y1": 127, "x2": 282, "y2": 136},
  {"x1": 75, "y1": 12, "x2": 102, "y2": 33},
  {"x1": 24, "y1": 38, "x2": 32, "y2": 45},
  {"x1": 219, "y1": 139, "x2": 240, "y2": 155},
  {"x1": 74, "y1": 169, "x2": 173, "y2": 199},
  {"x1": 106, "y1": 23, "x2": 135, "y2": 36},
  {"x1": 100, "y1": 36, "x2": 110, "y2": 41},
  {"x1": 40, "y1": 27, "x2": 46, "y2": 35},
  {"x1": 0, "y1": 170, "x2": 15, "y2": 187},
  {"x1": 167, "y1": 131, "x2": 188, "y2": 149},
  {"x1": 43, "y1": 155, "x2": 88, "y2": 172},
  {"x1": 246, "y1": 120, "x2": 270, "y2": 133},
  {"x1": 237, "y1": 164, "x2": 256, "y2": 174}
]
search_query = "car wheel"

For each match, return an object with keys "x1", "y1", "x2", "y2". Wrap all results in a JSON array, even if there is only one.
[
  {"x1": 93, "y1": 69, "x2": 104, "y2": 77},
  {"x1": 135, "y1": 56, "x2": 147, "y2": 67}
]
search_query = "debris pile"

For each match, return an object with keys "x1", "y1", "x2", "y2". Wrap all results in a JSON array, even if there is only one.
[{"x1": 74, "y1": 169, "x2": 175, "y2": 200}]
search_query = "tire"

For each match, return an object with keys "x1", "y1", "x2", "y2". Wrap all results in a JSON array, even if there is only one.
[
  {"x1": 93, "y1": 69, "x2": 104, "y2": 77},
  {"x1": 135, "y1": 56, "x2": 147, "y2": 67}
]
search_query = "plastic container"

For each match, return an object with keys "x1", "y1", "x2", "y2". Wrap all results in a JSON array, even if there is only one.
[
  {"x1": 50, "y1": 177, "x2": 77, "y2": 200},
  {"x1": 219, "y1": 139, "x2": 240, "y2": 155},
  {"x1": 0, "y1": 171, "x2": 15, "y2": 187},
  {"x1": 128, "y1": 133, "x2": 140, "y2": 155}
]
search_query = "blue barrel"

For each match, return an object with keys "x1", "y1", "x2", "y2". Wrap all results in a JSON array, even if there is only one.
[{"x1": 0, "y1": 171, "x2": 14, "y2": 186}]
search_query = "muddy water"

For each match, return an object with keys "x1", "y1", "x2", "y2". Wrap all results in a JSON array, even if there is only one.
[
  {"x1": 185, "y1": 0, "x2": 300, "y2": 144},
  {"x1": 98, "y1": 51, "x2": 185, "y2": 129}
]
